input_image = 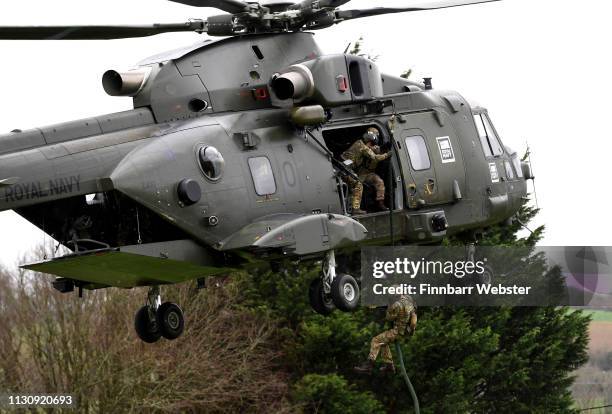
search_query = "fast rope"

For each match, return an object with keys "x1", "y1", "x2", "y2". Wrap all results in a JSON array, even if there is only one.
[
  {"x1": 136, "y1": 207, "x2": 142, "y2": 245},
  {"x1": 395, "y1": 342, "x2": 420, "y2": 414},
  {"x1": 580, "y1": 403, "x2": 612, "y2": 412},
  {"x1": 388, "y1": 113, "x2": 418, "y2": 412},
  {"x1": 393, "y1": 340, "x2": 608, "y2": 414}
]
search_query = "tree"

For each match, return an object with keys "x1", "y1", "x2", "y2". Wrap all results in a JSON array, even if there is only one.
[
  {"x1": 0, "y1": 204, "x2": 589, "y2": 413},
  {"x1": 294, "y1": 374, "x2": 384, "y2": 414},
  {"x1": 0, "y1": 267, "x2": 291, "y2": 413},
  {"x1": 237, "y1": 200, "x2": 590, "y2": 413},
  {"x1": 400, "y1": 70, "x2": 412, "y2": 80},
  {"x1": 348, "y1": 36, "x2": 380, "y2": 62}
]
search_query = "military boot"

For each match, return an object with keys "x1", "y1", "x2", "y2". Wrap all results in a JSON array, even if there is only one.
[
  {"x1": 379, "y1": 363, "x2": 396, "y2": 375},
  {"x1": 352, "y1": 197, "x2": 366, "y2": 215},
  {"x1": 353, "y1": 359, "x2": 375, "y2": 374},
  {"x1": 374, "y1": 200, "x2": 388, "y2": 212}
]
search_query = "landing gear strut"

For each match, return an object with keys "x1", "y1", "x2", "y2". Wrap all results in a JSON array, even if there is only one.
[
  {"x1": 134, "y1": 286, "x2": 185, "y2": 343},
  {"x1": 467, "y1": 242, "x2": 494, "y2": 285},
  {"x1": 309, "y1": 250, "x2": 360, "y2": 315}
]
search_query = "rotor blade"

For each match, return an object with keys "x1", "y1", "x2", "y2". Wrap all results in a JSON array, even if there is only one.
[
  {"x1": 167, "y1": 0, "x2": 248, "y2": 13},
  {"x1": 335, "y1": 0, "x2": 501, "y2": 21},
  {"x1": 0, "y1": 21, "x2": 205, "y2": 40},
  {"x1": 291, "y1": 0, "x2": 352, "y2": 10}
]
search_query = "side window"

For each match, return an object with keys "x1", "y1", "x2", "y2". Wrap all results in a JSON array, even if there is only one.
[
  {"x1": 248, "y1": 157, "x2": 276, "y2": 196},
  {"x1": 198, "y1": 146, "x2": 224, "y2": 181},
  {"x1": 404, "y1": 135, "x2": 431, "y2": 171},
  {"x1": 474, "y1": 113, "x2": 504, "y2": 157}
]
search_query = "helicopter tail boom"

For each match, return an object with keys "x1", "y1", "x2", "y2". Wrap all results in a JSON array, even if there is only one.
[{"x1": 0, "y1": 108, "x2": 159, "y2": 212}]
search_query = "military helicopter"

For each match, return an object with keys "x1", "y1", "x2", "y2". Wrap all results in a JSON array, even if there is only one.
[{"x1": 0, "y1": 0, "x2": 533, "y2": 343}]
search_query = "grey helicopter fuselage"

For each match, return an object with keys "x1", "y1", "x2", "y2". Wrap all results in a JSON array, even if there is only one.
[{"x1": 0, "y1": 32, "x2": 528, "y2": 289}]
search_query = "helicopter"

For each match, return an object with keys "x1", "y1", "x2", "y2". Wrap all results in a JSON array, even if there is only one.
[{"x1": 0, "y1": 0, "x2": 534, "y2": 343}]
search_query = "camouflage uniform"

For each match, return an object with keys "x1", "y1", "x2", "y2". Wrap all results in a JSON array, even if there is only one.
[
  {"x1": 368, "y1": 296, "x2": 417, "y2": 366},
  {"x1": 357, "y1": 145, "x2": 387, "y2": 203},
  {"x1": 341, "y1": 140, "x2": 390, "y2": 211}
]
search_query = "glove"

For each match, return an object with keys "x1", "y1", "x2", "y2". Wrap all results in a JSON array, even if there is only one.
[{"x1": 380, "y1": 142, "x2": 392, "y2": 152}]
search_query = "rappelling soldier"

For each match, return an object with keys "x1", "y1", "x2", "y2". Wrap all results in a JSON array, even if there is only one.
[
  {"x1": 354, "y1": 293, "x2": 417, "y2": 374},
  {"x1": 341, "y1": 127, "x2": 391, "y2": 215}
]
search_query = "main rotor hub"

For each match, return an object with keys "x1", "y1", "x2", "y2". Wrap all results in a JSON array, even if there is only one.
[{"x1": 0, "y1": 0, "x2": 502, "y2": 40}]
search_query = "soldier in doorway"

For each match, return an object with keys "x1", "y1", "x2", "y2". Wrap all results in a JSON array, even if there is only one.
[{"x1": 341, "y1": 127, "x2": 391, "y2": 215}]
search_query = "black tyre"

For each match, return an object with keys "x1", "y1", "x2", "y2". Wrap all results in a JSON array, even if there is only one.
[
  {"x1": 156, "y1": 302, "x2": 185, "y2": 340},
  {"x1": 308, "y1": 278, "x2": 335, "y2": 316},
  {"x1": 477, "y1": 265, "x2": 494, "y2": 285},
  {"x1": 134, "y1": 305, "x2": 161, "y2": 344},
  {"x1": 331, "y1": 273, "x2": 360, "y2": 312}
]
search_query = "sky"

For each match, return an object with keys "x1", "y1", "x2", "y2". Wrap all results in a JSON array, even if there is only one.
[{"x1": 0, "y1": 0, "x2": 611, "y2": 268}]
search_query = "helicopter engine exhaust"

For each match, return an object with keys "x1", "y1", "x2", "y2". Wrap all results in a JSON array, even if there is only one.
[
  {"x1": 102, "y1": 69, "x2": 150, "y2": 97},
  {"x1": 271, "y1": 64, "x2": 315, "y2": 101}
]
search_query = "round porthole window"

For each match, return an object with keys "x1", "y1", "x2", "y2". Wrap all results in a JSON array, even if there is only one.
[{"x1": 198, "y1": 146, "x2": 224, "y2": 181}]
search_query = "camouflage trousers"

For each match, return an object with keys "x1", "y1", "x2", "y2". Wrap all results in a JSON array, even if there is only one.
[
  {"x1": 368, "y1": 327, "x2": 402, "y2": 365},
  {"x1": 345, "y1": 173, "x2": 386, "y2": 210}
]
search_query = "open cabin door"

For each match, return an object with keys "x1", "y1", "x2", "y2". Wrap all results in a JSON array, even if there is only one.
[
  {"x1": 392, "y1": 111, "x2": 466, "y2": 208},
  {"x1": 321, "y1": 122, "x2": 403, "y2": 215}
]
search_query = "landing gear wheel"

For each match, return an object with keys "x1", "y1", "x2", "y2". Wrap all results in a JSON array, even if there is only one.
[
  {"x1": 156, "y1": 302, "x2": 185, "y2": 340},
  {"x1": 477, "y1": 265, "x2": 494, "y2": 285},
  {"x1": 331, "y1": 273, "x2": 360, "y2": 312},
  {"x1": 309, "y1": 278, "x2": 335, "y2": 316},
  {"x1": 134, "y1": 305, "x2": 161, "y2": 343}
]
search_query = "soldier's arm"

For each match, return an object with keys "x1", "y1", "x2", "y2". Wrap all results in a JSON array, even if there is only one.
[
  {"x1": 362, "y1": 145, "x2": 391, "y2": 162},
  {"x1": 385, "y1": 302, "x2": 399, "y2": 321},
  {"x1": 409, "y1": 311, "x2": 418, "y2": 334}
]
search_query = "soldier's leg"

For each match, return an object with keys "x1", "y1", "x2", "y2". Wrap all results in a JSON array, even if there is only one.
[
  {"x1": 351, "y1": 180, "x2": 364, "y2": 212},
  {"x1": 378, "y1": 342, "x2": 397, "y2": 374},
  {"x1": 356, "y1": 328, "x2": 398, "y2": 374},
  {"x1": 381, "y1": 328, "x2": 399, "y2": 363},
  {"x1": 368, "y1": 332, "x2": 384, "y2": 361},
  {"x1": 380, "y1": 343, "x2": 393, "y2": 364},
  {"x1": 364, "y1": 173, "x2": 386, "y2": 201},
  {"x1": 344, "y1": 176, "x2": 362, "y2": 214},
  {"x1": 343, "y1": 175, "x2": 354, "y2": 208},
  {"x1": 364, "y1": 174, "x2": 388, "y2": 211},
  {"x1": 368, "y1": 329, "x2": 398, "y2": 362}
]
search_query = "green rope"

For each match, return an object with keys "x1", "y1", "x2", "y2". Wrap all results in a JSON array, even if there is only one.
[{"x1": 395, "y1": 342, "x2": 420, "y2": 414}]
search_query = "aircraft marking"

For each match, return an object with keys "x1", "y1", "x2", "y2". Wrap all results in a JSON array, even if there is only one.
[{"x1": 3, "y1": 175, "x2": 81, "y2": 202}]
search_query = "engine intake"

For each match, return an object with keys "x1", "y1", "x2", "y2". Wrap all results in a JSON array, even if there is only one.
[
  {"x1": 270, "y1": 55, "x2": 382, "y2": 107},
  {"x1": 271, "y1": 64, "x2": 315, "y2": 101}
]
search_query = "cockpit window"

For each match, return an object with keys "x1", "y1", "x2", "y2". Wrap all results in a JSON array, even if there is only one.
[
  {"x1": 474, "y1": 113, "x2": 504, "y2": 157},
  {"x1": 512, "y1": 154, "x2": 524, "y2": 178},
  {"x1": 504, "y1": 160, "x2": 515, "y2": 180}
]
